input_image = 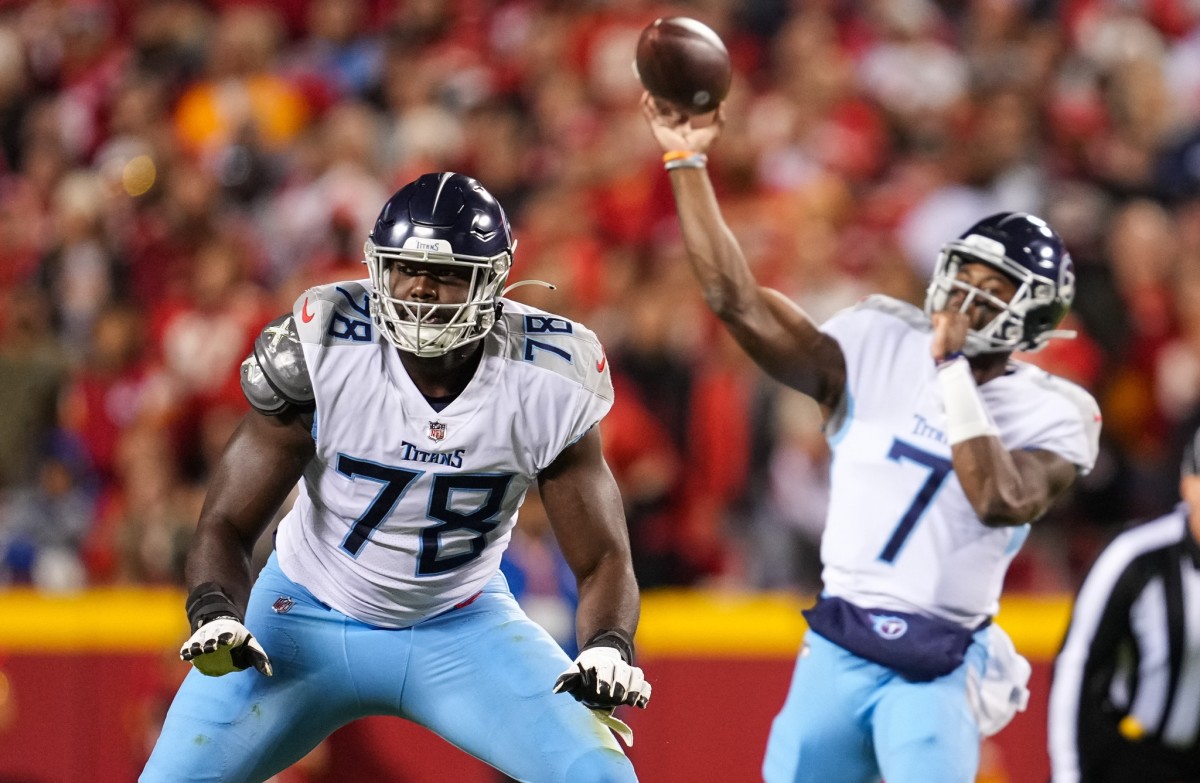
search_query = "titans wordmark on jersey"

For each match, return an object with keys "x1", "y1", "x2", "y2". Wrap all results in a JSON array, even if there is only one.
[
  {"x1": 819, "y1": 296, "x2": 1101, "y2": 628},
  {"x1": 265, "y1": 280, "x2": 612, "y2": 628}
]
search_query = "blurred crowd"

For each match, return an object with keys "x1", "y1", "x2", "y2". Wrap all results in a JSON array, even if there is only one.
[{"x1": 1, "y1": 0, "x2": 1199, "y2": 599}]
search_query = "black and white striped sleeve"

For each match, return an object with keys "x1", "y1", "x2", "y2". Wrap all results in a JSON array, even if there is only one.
[{"x1": 1047, "y1": 517, "x2": 1182, "y2": 782}]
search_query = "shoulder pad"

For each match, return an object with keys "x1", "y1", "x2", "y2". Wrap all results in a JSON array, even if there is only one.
[
  {"x1": 240, "y1": 315, "x2": 314, "y2": 414},
  {"x1": 1026, "y1": 366, "x2": 1102, "y2": 462},
  {"x1": 852, "y1": 295, "x2": 930, "y2": 332},
  {"x1": 293, "y1": 281, "x2": 375, "y2": 345},
  {"x1": 498, "y1": 304, "x2": 613, "y2": 401}
]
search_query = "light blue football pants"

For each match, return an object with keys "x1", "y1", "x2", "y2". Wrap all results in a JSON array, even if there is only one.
[
  {"x1": 763, "y1": 629, "x2": 987, "y2": 783},
  {"x1": 141, "y1": 553, "x2": 634, "y2": 783}
]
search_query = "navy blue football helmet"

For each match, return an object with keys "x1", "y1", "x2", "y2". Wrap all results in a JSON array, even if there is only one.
[
  {"x1": 924, "y1": 211, "x2": 1076, "y2": 355},
  {"x1": 364, "y1": 172, "x2": 514, "y2": 356}
]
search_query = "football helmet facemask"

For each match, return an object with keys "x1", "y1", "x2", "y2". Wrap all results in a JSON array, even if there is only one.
[
  {"x1": 365, "y1": 172, "x2": 514, "y2": 357},
  {"x1": 924, "y1": 211, "x2": 1076, "y2": 356}
]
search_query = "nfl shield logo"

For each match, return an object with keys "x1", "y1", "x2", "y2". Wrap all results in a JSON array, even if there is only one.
[
  {"x1": 272, "y1": 596, "x2": 294, "y2": 614},
  {"x1": 428, "y1": 421, "x2": 446, "y2": 442}
]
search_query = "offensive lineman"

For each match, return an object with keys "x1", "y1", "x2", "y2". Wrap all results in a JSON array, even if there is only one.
[
  {"x1": 141, "y1": 173, "x2": 649, "y2": 782},
  {"x1": 641, "y1": 94, "x2": 1100, "y2": 783}
]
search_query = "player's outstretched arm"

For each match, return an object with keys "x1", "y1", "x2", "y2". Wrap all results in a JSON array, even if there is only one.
[
  {"x1": 540, "y1": 426, "x2": 650, "y2": 712},
  {"x1": 180, "y1": 408, "x2": 315, "y2": 675},
  {"x1": 640, "y1": 92, "x2": 845, "y2": 413}
]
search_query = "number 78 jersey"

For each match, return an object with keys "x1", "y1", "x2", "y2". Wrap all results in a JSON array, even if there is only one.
[
  {"x1": 817, "y1": 296, "x2": 1101, "y2": 628},
  {"x1": 268, "y1": 281, "x2": 613, "y2": 628}
]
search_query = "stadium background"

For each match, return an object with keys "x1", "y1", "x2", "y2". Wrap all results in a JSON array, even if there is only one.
[{"x1": 1, "y1": 0, "x2": 1199, "y2": 780}]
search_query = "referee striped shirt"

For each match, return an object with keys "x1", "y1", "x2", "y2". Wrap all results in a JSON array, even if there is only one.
[{"x1": 1048, "y1": 505, "x2": 1200, "y2": 782}]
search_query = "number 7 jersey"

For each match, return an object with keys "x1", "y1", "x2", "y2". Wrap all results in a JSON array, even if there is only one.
[
  {"x1": 250, "y1": 281, "x2": 613, "y2": 628},
  {"x1": 818, "y1": 296, "x2": 1101, "y2": 628}
]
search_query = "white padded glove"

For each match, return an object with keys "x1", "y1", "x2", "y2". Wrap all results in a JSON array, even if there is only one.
[
  {"x1": 179, "y1": 616, "x2": 273, "y2": 677},
  {"x1": 553, "y1": 646, "x2": 651, "y2": 709}
]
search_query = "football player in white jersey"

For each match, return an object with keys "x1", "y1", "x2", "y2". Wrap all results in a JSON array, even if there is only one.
[
  {"x1": 141, "y1": 173, "x2": 650, "y2": 783},
  {"x1": 641, "y1": 95, "x2": 1100, "y2": 783}
]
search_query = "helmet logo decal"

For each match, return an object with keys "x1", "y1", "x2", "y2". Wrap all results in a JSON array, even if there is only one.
[
  {"x1": 1058, "y1": 261, "x2": 1076, "y2": 304},
  {"x1": 428, "y1": 421, "x2": 447, "y2": 442}
]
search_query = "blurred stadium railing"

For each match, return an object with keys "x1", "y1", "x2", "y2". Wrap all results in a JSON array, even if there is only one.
[{"x1": 0, "y1": 588, "x2": 1069, "y2": 782}]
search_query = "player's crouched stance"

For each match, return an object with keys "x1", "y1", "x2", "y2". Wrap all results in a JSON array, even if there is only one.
[{"x1": 141, "y1": 173, "x2": 649, "y2": 783}]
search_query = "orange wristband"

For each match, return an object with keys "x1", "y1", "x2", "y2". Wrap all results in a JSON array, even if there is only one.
[
  {"x1": 663, "y1": 152, "x2": 708, "y2": 171},
  {"x1": 662, "y1": 150, "x2": 696, "y2": 163}
]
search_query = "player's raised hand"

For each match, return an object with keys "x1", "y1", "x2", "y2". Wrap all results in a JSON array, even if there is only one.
[
  {"x1": 930, "y1": 310, "x2": 970, "y2": 364},
  {"x1": 554, "y1": 645, "x2": 651, "y2": 709},
  {"x1": 180, "y1": 617, "x2": 273, "y2": 677},
  {"x1": 640, "y1": 91, "x2": 725, "y2": 156}
]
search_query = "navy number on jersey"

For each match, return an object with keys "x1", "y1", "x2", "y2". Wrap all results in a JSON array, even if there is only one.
[
  {"x1": 329, "y1": 286, "x2": 373, "y2": 341},
  {"x1": 419, "y1": 473, "x2": 514, "y2": 575},
  {"x1": 336, "y1": 455, "x2": 422, "y2": 556},
  {"x1": 878, "y1": 439, "x2": 953, "y2": 563},
  {"x1": 523, "y1": 314, "x2": 573, "y2": 364},
  {"x1": 337, "y1": 454, "x2": 514, "y2": 575}
]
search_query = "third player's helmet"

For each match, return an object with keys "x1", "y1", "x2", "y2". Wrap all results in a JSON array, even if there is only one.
[
  {"x1": 364, "y1": 172, "x2": 514, "y2": 356},
  {"x1": 924, "y1": 211, "x2": 1076, "y2": 355}
]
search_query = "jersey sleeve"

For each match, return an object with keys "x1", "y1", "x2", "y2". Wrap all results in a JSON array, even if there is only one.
[
  {"x1": 545, "y1": 323, "x2": 614, "y2": 462},
  {"x1": 503, "y1": 307, "x2": 615, "y2": 469},
  {"x1": 563, "y1": 336, "x2": 614, "y2": 448},
  {"x1": 240, "y1": 313, "x2": 314, "y2": 415},
  {"x1": 1023, "y1": 375, "x2": 1102, "y2": 475}
]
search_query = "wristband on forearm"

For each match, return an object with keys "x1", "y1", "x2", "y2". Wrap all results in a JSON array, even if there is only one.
[
  {"x1": 937, "y1": 356, "x2": 999, "y2": 445},
  {"x1": 935, "y1": 350, "x2": 965, "y2": 368},
  {"x1": 185, "y1": 582, "x2": 243, "y2": 631},
  {"x1": 662, "y1": 150, "x2": 707, "y2": 171},
  {"x1": 582, "y1": 628, "x2": 636, "y2": 664}
]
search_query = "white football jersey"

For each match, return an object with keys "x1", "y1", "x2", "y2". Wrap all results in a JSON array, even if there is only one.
[
  {"x1": 818, "y1": 295, "x2": 1101, "y2": 627},
  {"x1": 273, "y1": 281, "x2": 613, "y2": 628}
]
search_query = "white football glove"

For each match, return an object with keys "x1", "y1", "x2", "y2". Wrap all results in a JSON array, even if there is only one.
[
  {"x1": 554, "y1": 646, "x2": 649, "y2": 747},
  {"x1": 553, "y1": 646, "x2": 651, "y2": 709},
  {"x1": 179, "y1": 616, "x2": 273, "y2": 677}
]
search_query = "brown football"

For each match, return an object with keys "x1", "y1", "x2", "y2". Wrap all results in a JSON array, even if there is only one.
[{"x1": 635, "y1": 17, "x2": 732, "y2": 114}]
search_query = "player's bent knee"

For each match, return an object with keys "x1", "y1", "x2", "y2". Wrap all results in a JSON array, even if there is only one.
[
  {"x1": 562, "y1": 747, "x2": 638, "y2": 783},
  {"x1": 140, "y1": 730, "x2": 237, "y2": 783},
  {"x1": 883, "y1": 735, "x2": 977, "y2": 783},
  {"x1": 140, "y1": 754, "x2": 221, "y2": 783}
]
